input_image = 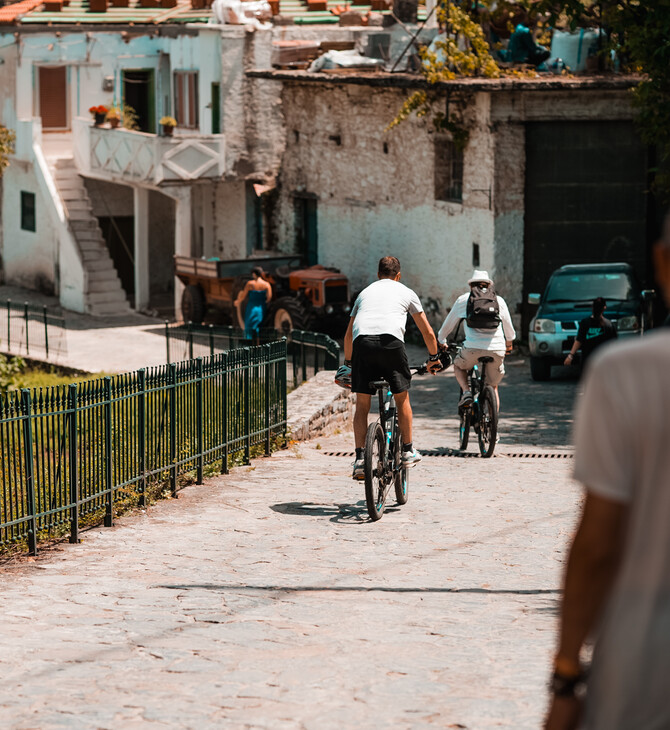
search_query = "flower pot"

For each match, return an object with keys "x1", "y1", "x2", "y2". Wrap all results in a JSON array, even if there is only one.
[
  {"x1": 89, "y1": 0, "x2": 107, "y2": 11},
  {"x1": 162, "y1": 124, "x2": 175, "y2": 137},
  {"x1": 94, "y1": 112, "x2": 106, "y2": 126},
  {"x1": 109, "y1": 117, "x2": 120, "y2": 129}
]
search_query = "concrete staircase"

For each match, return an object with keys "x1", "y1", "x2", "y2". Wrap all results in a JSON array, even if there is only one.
[{"x1": 51, "y1": 159, "x2": 132, "y2": 317}]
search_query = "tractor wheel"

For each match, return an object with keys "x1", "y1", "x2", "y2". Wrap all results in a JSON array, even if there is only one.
[
  {"x1": 182, "y1": 285, "x2": 206, "y2": 324},
  {"x1": 270, "y1": 297, "x2": 308, "y2": 335}
]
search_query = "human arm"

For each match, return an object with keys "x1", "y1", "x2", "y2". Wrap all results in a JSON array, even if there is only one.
[
  {"x1": 436, "y1": 304, "x2": 462, "y2": 344},
  {"x1": 498, "y1": 297, "x2": 516, "y2": 344},
  {"x1": 411, "y1": 311, "x2": 440, "y2": 372},
  {"x1": 564, "y1": 340, "x2": 581, "y2": 366},
  {"x1": 234, "y1": 280, "x2": 252, "y2": 307},
  {"x1": 343, "y1": 317, "x2": 354, "y2": 364},
  {"x1": 544, "y1": 493, "x2": 628, "y2": 730},
  {"x1": 264, "y1": 280, "x2": 273, "y2": 304}
]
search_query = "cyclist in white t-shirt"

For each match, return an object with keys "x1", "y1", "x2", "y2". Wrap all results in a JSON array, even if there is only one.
[
  {"x1": 337, "y1": 256, "x2": 440, "y2": 480},
  {"x1": 437, "y1": 270, "x2": 515, "y2": 411}
]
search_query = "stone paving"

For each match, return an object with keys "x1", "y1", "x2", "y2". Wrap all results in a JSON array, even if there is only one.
[{"x1": 0, "y1": 347, "x2": 582, "y2": 730}]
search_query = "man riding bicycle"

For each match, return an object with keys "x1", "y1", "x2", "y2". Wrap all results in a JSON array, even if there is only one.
[
  {"x1": 338, "y1": 256, "x2": 441, "y2": 480},
  {"x1": 437, "y1": 270, "x2": 515, "y2": 411}
]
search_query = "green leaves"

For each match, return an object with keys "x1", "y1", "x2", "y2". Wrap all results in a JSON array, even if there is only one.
[{"x1": 0, "y1": 126, "x2": 16, "y2": 178}]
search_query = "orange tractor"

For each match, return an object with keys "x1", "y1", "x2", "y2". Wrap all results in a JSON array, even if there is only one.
[{"x1": 174, "y1": 255, "x2": 351, "y2": 333}]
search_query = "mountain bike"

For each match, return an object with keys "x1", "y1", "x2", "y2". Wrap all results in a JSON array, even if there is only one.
[
  {"x1": 458, "y1": 355, "x2": 498, "y2": 458},
  {"x1": 363, "y1": 355, "x2": 449, "y2": 521}
]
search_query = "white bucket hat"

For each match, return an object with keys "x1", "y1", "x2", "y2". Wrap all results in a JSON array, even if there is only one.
[{"x1": 467, "y1": 269, "x2": 493, "y2": 286}]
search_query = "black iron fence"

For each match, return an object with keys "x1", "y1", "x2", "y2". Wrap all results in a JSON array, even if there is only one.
[
  {"x1": 164, "y1": 323, "x2": 340, "y2": 388},
  {"x1": 0, "y1": 300, "x2": 68, "y2": 362},
  {"x1": 0, "y1": 340, "x2": 287, "y2": 555}
]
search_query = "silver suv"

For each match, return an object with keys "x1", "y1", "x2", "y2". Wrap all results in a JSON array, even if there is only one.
[{"x1": 528, "y1": 262, "x2": 654, "y2": 381}]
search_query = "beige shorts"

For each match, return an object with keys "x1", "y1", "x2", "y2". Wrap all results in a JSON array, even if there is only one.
[{"x1": 454, "y1": 348, "x2": 505, "y2": 386}]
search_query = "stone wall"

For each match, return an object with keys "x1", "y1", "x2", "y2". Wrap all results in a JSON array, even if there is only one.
[{"x1": 287, "y1": 370, "x2": 354, "y2": 441}]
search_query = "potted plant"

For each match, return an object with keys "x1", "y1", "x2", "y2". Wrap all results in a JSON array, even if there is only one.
[
  {"x1": 89, "y1": 105, "x2": 109, "y2": 126},
  {"x1": 106, "y1": 107, "x2": 122, "y2": 128},
  {"x1": 160, "y1": 116, "x2": 177, "y2": 137}
]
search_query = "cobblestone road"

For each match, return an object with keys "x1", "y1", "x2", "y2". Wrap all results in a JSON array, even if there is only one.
[{"x1": 0, "y1": 356, "x2": 582, "y2": 729}]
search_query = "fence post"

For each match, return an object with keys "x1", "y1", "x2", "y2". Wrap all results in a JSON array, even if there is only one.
[
  {"x1": 68, "y1": 383, "x2": 79, "y2": 544},
  {"x1": 244, "y1": 349, "x2": 251, "y2": 465},
  {"x1": 165, "y1": 320, "x2": 170, "y2": 364},
  {"x1": 43, "y1": 306, "x2": 49, "y2": 360},
  {"x1": 281, "y1": 339, "x2": 288, "y2": 440},
  {"x1": 104, "y1": 377, "x2": 113, "y2": 527},
  {"x1": 24, "y1": 302, "x2": 29, "y2": 356},
  {"x1": 170, "y1": 363, "x2": 178, "y2": 495},
  {"x1": 196, "y1": 357, "x2": 204, "y2": 484},
  {"x1": 188, "y1": 323, "x2": 194, "y2": 361},
  {"x1": 138, "y1": 369, "x2": 147, "y2": 507},
  {"x1": 301, "y1": 338, "x2": 307, "y2": 383},
  {"x1": 264, "y1": 345, "x2": 271, "y2": 456},
  {"x1": 21, "y1": 389, "x2": 38, "y2": 556},
  {"x1": 222, "y1": 352, "x2": 229, "y2": 474},
  {"x1": 209, "y1": 324, "x2": 214, "y2": 357},
  {"x1": 6, "y1": 300, "x2": 11, "y2": 352}
]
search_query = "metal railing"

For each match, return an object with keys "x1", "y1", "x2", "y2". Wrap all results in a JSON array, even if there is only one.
[
  {"x1": 0, "y1": 341, "x2": 287, "y2": 555},
  {"x1": 0, "y1": 300, "x2": 68, "y2": 362},
  {"x1": 164, "y1": 323, "x2": 341, "y2": 388},
  {"x1": 287, "y1": 330, "x2": 340, "y2": 389}
]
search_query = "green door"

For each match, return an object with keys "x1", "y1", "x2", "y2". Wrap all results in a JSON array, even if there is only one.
[
  {"x1": 295, "y1": 196, "x2": 318, "y2": 266},
  {"x1": 122, "y1": 69, "x2": 155, "y2": 134},
  {"x1": 211, "y1": 83, "x2": 221, "y2": 134}
]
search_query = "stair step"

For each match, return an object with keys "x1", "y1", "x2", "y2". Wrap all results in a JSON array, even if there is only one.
[
  {"x1": 81, "y1": 250, "x2": 108, "y2": 261},
  {"x1": 88, "y1": 304, "x2": 133, "y2": 317},
  {"x1": 70, "y1": 220, "x2": 100, "y2": 231},
  {"x1": 88, "y1": 268, "x2": 120, "y2": 281},
  {"x1": 88, "y1": 279, "x2": 124, "y2": 293},
  {"x1": 86, "y1": 258, "x2": 116, "y2": 271},
  {"x1": 87, "y1": 290, "x2": 129, "y2": 305}
]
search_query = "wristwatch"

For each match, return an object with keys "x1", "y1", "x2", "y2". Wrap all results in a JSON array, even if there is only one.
[
  {"x1": 427, "y1": 352, "x2": 440, "y2": 362},
  {"x1": 344, "y1": 359, "x2": 352, "y2": 367},
  {"x1": 550, "y1": 670, "x2": 586, "y2": 697}
]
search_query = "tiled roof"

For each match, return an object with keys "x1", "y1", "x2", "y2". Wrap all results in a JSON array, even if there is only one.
[
  {"x1": 3, "y1": 0, "x2": 426, "y2": 25},
  {"x1": 0, "y1": 0, "x2": 43, "y2": 23}
]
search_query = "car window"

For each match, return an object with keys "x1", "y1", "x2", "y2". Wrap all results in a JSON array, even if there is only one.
[{"x1": 545, "y1": 272, "x2": 635, "y2": 303}]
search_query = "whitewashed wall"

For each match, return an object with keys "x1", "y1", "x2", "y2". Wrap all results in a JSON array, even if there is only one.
[{"x1": 274, "y1": 83, "x2": 496, "y2": 328}]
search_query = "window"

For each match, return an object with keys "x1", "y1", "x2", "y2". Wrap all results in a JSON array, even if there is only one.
[
  {"x1": 174, "y1": 71, "x2": 198, "y2": 130},
  {"x1": 434, "y1": 136, "x2": 464, "y2": 203},
  {"x1": 21, "y1": 192, "x2": 36, "y2": 232}
]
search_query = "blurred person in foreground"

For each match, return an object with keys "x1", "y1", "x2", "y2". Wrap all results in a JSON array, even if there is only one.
[{"x1": 544, "y1": 215, "x2": 670, "y2": 730}]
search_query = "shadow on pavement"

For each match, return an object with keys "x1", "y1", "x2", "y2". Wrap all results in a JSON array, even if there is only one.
[
  {"x1": 158, "y1": 583, "x2": 560, "y2": 595},
  {"x1": 270, "y1": 500, "x2": 402, "y2": 524}
]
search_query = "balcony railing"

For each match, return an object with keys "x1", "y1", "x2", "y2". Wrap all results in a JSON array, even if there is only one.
[{"x1": 72, "y1": 117, "x2": 225, "y2": 186}]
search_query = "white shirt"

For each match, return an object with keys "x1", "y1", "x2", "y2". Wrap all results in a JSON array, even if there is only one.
[
  {"x1": 351, "y1": 279, "x2": 423, "y2": 342},
  {"x1": 437, "y1": 290, "x2": 516, "y2": 353},
  {"x1": 573, "y1": 330, "x2": 670, "y2": 730}
]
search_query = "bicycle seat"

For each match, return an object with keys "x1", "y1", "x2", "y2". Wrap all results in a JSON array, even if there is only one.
[
  {"x1": 478, "y1": 356, "x2": 494, "y2": 364},
  {"x1": 369, "y1": 380, "x2": 388, "y2": 390}
]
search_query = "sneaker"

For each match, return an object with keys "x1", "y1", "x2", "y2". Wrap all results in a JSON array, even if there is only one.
[
  {"x1": 458, "y1": 390, "x2": 473, "y2": 408},
  {"x1": 401, "y1": 448, "x2": 422, "y2": 467},
  {"x1": 352, "y1": 458, "x2": 365, "y2": 480}
]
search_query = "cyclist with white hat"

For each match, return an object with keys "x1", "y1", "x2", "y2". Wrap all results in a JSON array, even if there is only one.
[{"x1": 437, "y1": 269, "x2": 516, "y2": 411}]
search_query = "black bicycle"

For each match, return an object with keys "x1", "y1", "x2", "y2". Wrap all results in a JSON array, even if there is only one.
[
  {"x1": 458, "y1": 355, "x2": 498, "y2": 458},
  {"x1": 363, "y1": 378, "x2": 410, "y2": 521},
  {"x1": 363, "y1": 357, "x2": 449, "y2": 521}
]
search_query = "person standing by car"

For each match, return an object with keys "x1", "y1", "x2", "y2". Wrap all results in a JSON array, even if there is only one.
[
  {"x1": 564, "y1": 297, "x2": 617, "y2": 368},
  {"x1": 437, "y1": 270, "x2": 515, "y2": 411},
  {"x1": 337, "y1": 256, "x2": 440, "y2": 480},
  {"x1": 544, "y1": 214, "x2": 670, "y2": 730}
]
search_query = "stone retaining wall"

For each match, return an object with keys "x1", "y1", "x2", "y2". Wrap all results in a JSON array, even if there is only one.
[{"x1": 287, "y1": 370, "x2": 354, "y2": 441}]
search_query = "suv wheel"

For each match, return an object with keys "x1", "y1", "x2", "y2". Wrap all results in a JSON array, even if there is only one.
[{"x1": 530, "y1": 356, "x2": 551, "y2": 382}]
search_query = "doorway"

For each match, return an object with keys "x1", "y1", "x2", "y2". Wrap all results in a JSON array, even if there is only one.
[
  {"x1": 211, "y1": 83, "x2": 221, "y2": 134},
  {"x1": 39, "y1": 66, "x2": 68, "y2": 130},
  {"x1": 295, "y1": 195, "x2": 318, "y2": 266},
  {"x1": 122, "y1": 70, "x2": 155, "y2": 134}
]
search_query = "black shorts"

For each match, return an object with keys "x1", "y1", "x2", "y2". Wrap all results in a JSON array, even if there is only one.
[{"x1": 351, "y1": 334, "x2": 411, "y2": 395}]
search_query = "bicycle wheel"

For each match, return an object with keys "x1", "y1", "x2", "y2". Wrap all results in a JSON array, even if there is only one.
[
  {"x1": 364, "y1": 422, "x2": 387, "y2": 521},
  {"x1": 477, "y1": 385, "x2": 498, "y2": 458},
  {"x1": 393, "y1": 422, "x2": 409, "y2": 505},
  {"x1": 459, "y1": 407, "x2": 471, "y2": 451}
]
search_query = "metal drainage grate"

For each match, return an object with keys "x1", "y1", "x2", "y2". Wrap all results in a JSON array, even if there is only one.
[{"x1": 320, "y1": 450, "x2": 573, "y2": 459}]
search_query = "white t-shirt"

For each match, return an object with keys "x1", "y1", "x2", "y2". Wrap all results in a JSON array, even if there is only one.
[
  {"x1": 351, "y1": 278, "x2": 423, "y2": 342},
  {"x1": 437, "y1": 291, "x2": 516, "y2": 353},
  {"x1": 573, "y1": 330, "x2": 670, "y2": 730}
]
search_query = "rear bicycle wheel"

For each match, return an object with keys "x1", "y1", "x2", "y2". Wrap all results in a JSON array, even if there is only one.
[
  {"x1": 364, "y1": 422, "x2": 387, "y2": 521},
  {"x1": 393, "y1": 421, "x2": 409, "y2": 505},
  {"x1": 477, "y1": 385, "x2": 498, "y2": 458}
]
